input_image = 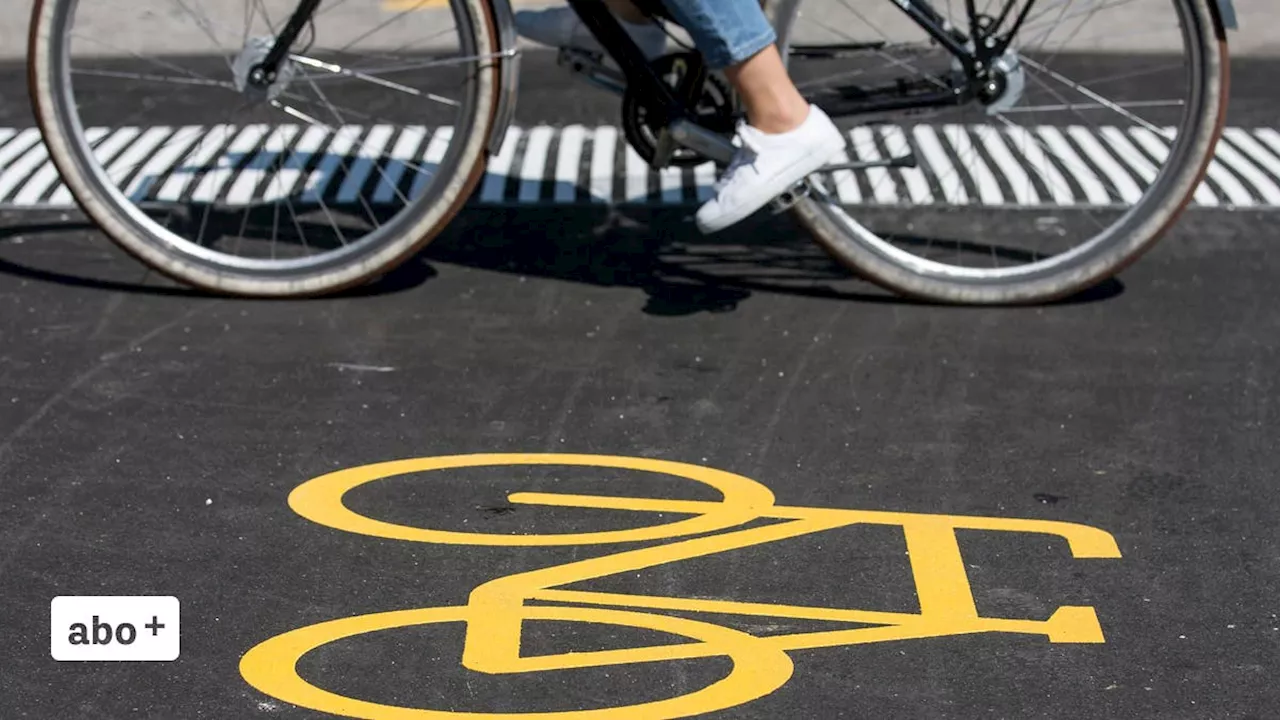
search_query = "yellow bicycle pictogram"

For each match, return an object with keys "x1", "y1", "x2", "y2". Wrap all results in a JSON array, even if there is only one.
[{"x1": 240, "y1": 453, "x2": 1122, "y2": 719}]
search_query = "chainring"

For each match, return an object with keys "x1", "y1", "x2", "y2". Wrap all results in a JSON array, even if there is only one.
[{"x1": 621, "y1": 53, "x2": 736, "y2": 168}]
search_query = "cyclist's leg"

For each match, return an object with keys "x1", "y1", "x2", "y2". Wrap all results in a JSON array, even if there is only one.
[
  {"x1": 656, "y1": 0, "x2": 845, "y2": 233},
  {"x1": 515, "y1": 0, "x2": 669, "y2": 60}
]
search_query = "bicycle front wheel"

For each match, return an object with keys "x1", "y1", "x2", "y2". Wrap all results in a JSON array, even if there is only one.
[
  {"x1": 766, "y1": 0, "x2": 1230, "y2": 304},
  {"x1": 29, "y1": 0, "x2": 504, "y2": 296}
]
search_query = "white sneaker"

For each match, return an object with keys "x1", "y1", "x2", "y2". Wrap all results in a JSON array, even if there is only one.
[
  {"x1": 514, "y1": 6, "x2": 668, "y2": 60},
  {"x1": 696, "y1": 105, "x2": 847, "y2": 234}
]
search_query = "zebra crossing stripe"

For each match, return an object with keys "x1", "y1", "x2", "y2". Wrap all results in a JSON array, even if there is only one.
[{"x1": 3, "y1": 123, "x2": 1280, "y2": 210}]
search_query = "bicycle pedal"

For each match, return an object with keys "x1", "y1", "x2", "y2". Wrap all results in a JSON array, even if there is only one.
[{"x1": 769, "y1": 181, "x2": 811, "y2": 213}]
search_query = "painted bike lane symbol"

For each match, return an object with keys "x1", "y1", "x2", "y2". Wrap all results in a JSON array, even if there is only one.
[{"x1": 240, "y1": 453, "x2": 1122, "y2": 719}]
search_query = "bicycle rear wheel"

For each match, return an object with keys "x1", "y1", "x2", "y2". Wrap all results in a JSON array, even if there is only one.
[
  {"x1": 766, "y1": 0, "x2": 1229, "y2": 304},
  {"x1": 29, "y1": 0, "x2": 504, "y2": 296}
]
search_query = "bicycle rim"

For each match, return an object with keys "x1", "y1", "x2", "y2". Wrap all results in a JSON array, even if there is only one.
[
  {"x1": 29, "y1": 0, "x2": 500, "y2": 296},
  {"x1": 767, "y1": 0, "x2": 1227, "y2": 304}
]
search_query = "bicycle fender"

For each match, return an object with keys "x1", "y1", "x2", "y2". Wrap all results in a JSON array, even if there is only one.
[
  {"x1": 1216, "y1": 0, "x2": 1238, "y2": 30},
  {"x1": 486, "y1": 0, "x2": 521, "y2": 156}
]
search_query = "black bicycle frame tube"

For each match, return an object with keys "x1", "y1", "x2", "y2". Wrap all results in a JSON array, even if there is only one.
[
  {"x1": 259, "y1": 0, "x2": 324, "y2": 77},
  {"x1": 565, "y1": 0, "x2": 687, "y2": 125}
]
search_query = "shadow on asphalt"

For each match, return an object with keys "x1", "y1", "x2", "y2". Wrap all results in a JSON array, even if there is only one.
[{"x1": 0, "y1": 206, "x2": 1124, "y2": 312}]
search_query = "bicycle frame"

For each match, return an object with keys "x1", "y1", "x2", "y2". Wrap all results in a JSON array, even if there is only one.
[
  {"x1": 251, "y1": 0, "x2": 1037, "y2": 127},
  {"x1": 245, "y1": 0, "x2": 1237, "y2": 166}
]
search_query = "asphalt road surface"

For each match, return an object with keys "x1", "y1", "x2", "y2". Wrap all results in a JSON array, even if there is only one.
[{"x1": 1, "y1": 11, "x2": 1279, "y2": 720}]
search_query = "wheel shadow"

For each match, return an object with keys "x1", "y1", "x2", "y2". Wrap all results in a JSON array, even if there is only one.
[{"x1": 0, "y1": 205, "x2": 1124, "y2": 313}]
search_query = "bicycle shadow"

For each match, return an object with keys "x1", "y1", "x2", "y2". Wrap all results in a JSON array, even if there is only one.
[
  {"x1": 0, "y1": 202, "x2": 1125, "y2": 312},
  {"x1": 2, "y1": 138, "x2": 1125, "y2": 311}
]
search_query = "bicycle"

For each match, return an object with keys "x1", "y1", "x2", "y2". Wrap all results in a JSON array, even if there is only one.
[
  {"x1": 239, "y1": 452, "x2": 1123, "y2": 719},
  {"x1": 28, "y1": 0, "x2": 1238, "y2": 304}
]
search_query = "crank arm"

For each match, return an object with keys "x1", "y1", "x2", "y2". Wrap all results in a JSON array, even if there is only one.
[{"x1": 819, "y1": 153, "x2": 918, "y2": 172}]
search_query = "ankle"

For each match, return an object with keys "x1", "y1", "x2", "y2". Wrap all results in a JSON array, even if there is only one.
[{"x1": 749, "y1": 102, "x2": 811, "y2": 135}]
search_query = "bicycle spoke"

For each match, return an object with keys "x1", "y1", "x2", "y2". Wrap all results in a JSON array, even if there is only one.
[
  {"x1": 70, "y1": 69, "x2": 236, "y2": 89},
  {"x1": 291, "y1": 55, "x2": 460, "y2": 107},
  {"x1": 1020, "y1": 56, "x2": 1168, "y2": 135}
]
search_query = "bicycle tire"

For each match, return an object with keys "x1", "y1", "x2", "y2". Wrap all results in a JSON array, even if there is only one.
[
  {"x1": 764, "y1": 0, "x2": 1231, "y2": 305},
  {"x1": 27, "y1": 0, "x2": 505, "y2": 297}
]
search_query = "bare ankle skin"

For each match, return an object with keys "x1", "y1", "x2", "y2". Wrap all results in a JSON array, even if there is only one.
[{"x1": 723, "y1": 45, "x2": 810, "y2": 134}]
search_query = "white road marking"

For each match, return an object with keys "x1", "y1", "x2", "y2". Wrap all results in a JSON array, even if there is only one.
[
  {"x1": 1035, "y1": 126, "x2": 1113, "y2": 206},
  {"x1": 589, "y1": 126, "x2": 617, "y2": 204},
  {"x1": 943, "y1": 124, "x2": 1003, "y2": 205},
  {"x1": 410, "y1": 126, "x2": 453, "y2": 200},
  {"x1": 850, "y1": 127, "x2": 898, "y2": 205},
  {"x1": 517, "y1": 125, "x2": 554, "y2": 203},
  {"x1": 1126, "y1": 127, "x2": 1218, "y2": 207},
  {"x1": 225, "y1": 126, "x2": 300, "y2": 205},
  {"x1": 912, "y1": 125, "x2": 970, "y2": 206},
  {"x1": 880, "y1": 125, "x2": 933, "y2": 205},
  {"x1": 372, "y1": 126, "x2": 428, "y2": 204},
  {"x1": 479, "y1": 127, "x2": 520, "y2": 204},
  {"x1": 3, "y1": 123, "x2": 1279, "y2": 211},
  {"x1": 554, "y1": 125, "x2": 586, "y2": 204},
  {"x1": 971, "y1": 125, "x2": 1038, "y2": 206},
  {"x1": 336, "y1": 125, "x2": 395, "y2": 204},
  {"x1": 623, "y1": 140, "x2": 648, "y2": 203}
]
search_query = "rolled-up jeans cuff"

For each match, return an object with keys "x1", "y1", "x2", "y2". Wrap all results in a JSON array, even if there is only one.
[{"x1": 705, "y1": 27, "x2": 776, "y2": 69}]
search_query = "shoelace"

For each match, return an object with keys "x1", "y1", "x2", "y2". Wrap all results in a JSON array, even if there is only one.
[{"x1": 713, "y1": 122, "x2": 764, "y2": 193}]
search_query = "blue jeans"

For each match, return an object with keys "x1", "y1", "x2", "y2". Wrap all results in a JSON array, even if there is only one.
[{"x1": 657, "y1": 0, "x2": 777, "y2": 70}]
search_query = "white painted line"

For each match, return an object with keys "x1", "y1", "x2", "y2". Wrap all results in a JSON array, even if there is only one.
[
  {"x1": 694, "y1": 160, "x2": 716, "y2": 203},
  {"x1": 823, "y1": 149, "x2": 861, "y2": 205},
  {"x1": 155, "y1": 125, "x2": 235, "y2": 202},
  {"x1": 1223, "y1": 129, "x2": 1280, "y2": 187},
  {"x1": 23, "y1": 127, "x2": 145, "y2": 206},
  {"x1": 589, "y1": 126, "x2": 617, "y2": 204},
  {"x1": 410, "y1": 126, "x2": 453, "y2": 200},
  {"x1": 0, "y1": 129, "x2": 42, "y2": 171},
  {"x1": 48, "y1": 126, "x2": 113, "y2": 203},
  {"x1": 849, "y1": 127, "x2": 897, "y2": 205},
  {"x1": 0, "y1": 130, "x2": 46, "y2": 202},
  {"x1": 1097, "y1": 126, "x2": 1160, "y2": 186},
  {"x1": 372, "y1": 126, "x2": 428, "y2": 204},
  {"x1": 265, "y1": 125, "x2": 330, "y2": 202},
  {"x1": 120, "y1": 126, "x2": 204, "y2": 202},
  {"x1": 1034, "y1": 126, "x2": 1112, "y2": 206},
  {"x1": 5, "y1": 124, "x2": 1280, "y2": 211},
  {"x1": 554, "y1": 124, "x2": 586, "y2": 203},
  {"x1": 299, "y1": 126, "x2": 362, "y2": 204},
  {"x1": 517, "y1": 125, "x2": 554, "y2": 203},
  {"x1": 0, "y1": 136, "x2": 54, "y2": 202},
  {"x1": 659, "y1": 166, "x2": 683, "y2": 204},
  {"x1": 336, "y1": 124, "x2": 395, "y2": 203},
  {"x1": 623, "y1": 140, "x2": 648, "y2": 203},
  {"x1": 1126, "y1": 127, "x2": 1218, "y2": 207},
  {"x1": 880, "y1": 125, "x2": 932, "y2": 204},
  {"x1": 971, "y1": 125, "x2": 1038, "y2": 206},
  {"x1": 479, "y1": 127, "x2": 520, "y2": 203},
  {"x1": 189, "y1": 124, "x2": 270, "y2": 203},
  {"x1": 223, "y1": 125, "x2": 299, "y2": 205},
  {"x1": 1065, "y1": 125, "x2": 1144, "y2": 205},
  {"x1": 943, "y1": 124, "x2": 1003, "y2": 205},
  {"x1": 997, "y1": 124, "x2": 1075, "y2": 206},
  {"x1": 912, "y1": 125, "x2": 969, "y2": 205},
  {"x1": 1254, "y1": 128, "x2": 1280, "y2": 160},
  {"x1": 1201, "y1": 156, "x2": 1257, "y2": 208},
  {"x1": 98, "y1": 126, "x2": 170, "y2": 189},
  {"x1": 1212, "y1": 134, "x2": 1280, "y2": 205}
]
